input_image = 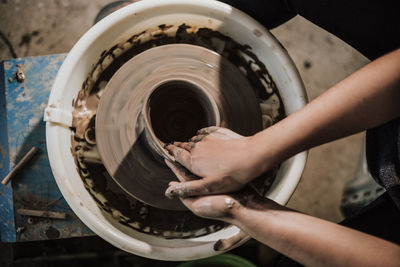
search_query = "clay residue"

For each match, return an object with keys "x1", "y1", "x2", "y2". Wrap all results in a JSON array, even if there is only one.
[
  {"x1": 72, "y1": 90, "x2": 99, "y2": 139},
  {"x1": 70, "y1": 24, "x2": 283, "y2": 239},
  {"x1": 14, "y1": 64, "x2": 25, "y2": 83}
]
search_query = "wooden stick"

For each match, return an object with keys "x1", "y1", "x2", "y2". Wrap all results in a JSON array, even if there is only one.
[
  {"x1": 16, "y1": 209, "x2": 66, "y2": 220},
  {"x1": 1, "y1": 147, "x2": 39, "y2": 185}
]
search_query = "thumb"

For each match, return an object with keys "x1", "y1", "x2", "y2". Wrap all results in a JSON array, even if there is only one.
[{"x1": 164, "y1": 179, "x2": 212, "y2": 199}]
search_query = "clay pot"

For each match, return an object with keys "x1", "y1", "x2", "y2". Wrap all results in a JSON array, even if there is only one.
[{"x1": 94, "y1": 43, "x2": 265, "y2": 211}]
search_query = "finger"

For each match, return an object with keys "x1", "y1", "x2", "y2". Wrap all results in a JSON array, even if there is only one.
[
  {"x1": 173, "y1": 141, "x2": 186, "y2": 150},
  {"x1": 164, "y1": 179, "x2": 212, "y2": 198},
  {"x1": 165, "y1": 144, "x2": 192, "y2": 171},
  {"x1": 165, "y1": 160, "x2": 198, "y2": 182},
  {"x1": 197, "y1": 126, "x2": 220, "y2": 135},
  {"x1": 179, "y1": 196, "x2": 217, "y2": 217},
  {"x1": 168, "y1": 181, "x2": 180, "y2": 186},
  {"x1": 214, "y1": 230, "x2": 249, "y2": 251},
  {"x1": 172, "y1": 141, "x2": 183, "y2": 147},
  {"x1": 173, "y1": 141, "x2": 194, "y2": 151},
  {"x1": 179, "y1": 195, "x2": 238, "y2": 220},
  {"x1": 189, "y1": 134, "x2": 207, "y2": 143},
  {"x1": 206, "y1": 131, "x2": 231, "y2": 140},
  {"x1": 176, "y1": 195, "x2": 200, "y2": 212},
  {"x1": 214, "y1": 128, "x2": 242, "y2": 139}
]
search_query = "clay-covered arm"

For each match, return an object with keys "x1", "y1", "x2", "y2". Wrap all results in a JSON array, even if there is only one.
[
  {"x1": 230, "y1": 196, "x2": 400, "y2": 267},
  {"x1": 165, "y1": 48, "x2": 400, "y2": 197},
  {"x1": 164, "y1": 160, "x2": 400, "y2": 267},
  {"x1": 166, "y1": 160, "x2": 400, "y2": 267}
]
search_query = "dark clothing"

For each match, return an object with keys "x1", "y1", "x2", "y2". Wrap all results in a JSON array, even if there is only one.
[
  {"x1": 221, "y1": 0, "x2": 400, "y2": 60},
  {"x1": 340, "y1": 193, "x2": 400, "y2": 245},
  {"x1": 367, "y1": 118, "x2": 400, "y2": 210},
  {"x1": 287, "y1": 0, "x2": 400, "y2": 60}
]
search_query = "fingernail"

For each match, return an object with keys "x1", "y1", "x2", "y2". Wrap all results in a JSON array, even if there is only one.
[
  {"x1": 164, "y1": 143, "x2": 171, "y2": 149},
  {"x1": 165, "y1": 187, "x2": 176, "y2": 199}
]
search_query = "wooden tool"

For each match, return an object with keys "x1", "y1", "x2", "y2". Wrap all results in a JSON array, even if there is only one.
[
  {"x1": 16, "y1": 209, "x2": 66, "y2": 219},
  {"x1": 1, "y1": 147, "x2": 39, "y2": 185}
]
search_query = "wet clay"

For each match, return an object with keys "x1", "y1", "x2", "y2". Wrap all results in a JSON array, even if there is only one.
[
  {"x1": 149, "y1": 81, "x2": 215, "y2": 143},
  {"x1": 71, "y1": 24, "x2": 283, "y2": 239},
  {"x1": 95, "y1": 44, "x2": 265, "y2": 210}
]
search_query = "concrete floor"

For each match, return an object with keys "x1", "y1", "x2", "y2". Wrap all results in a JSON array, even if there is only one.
[{"x1": 0, "y1": 0, "x2": 369, "y2": 254}]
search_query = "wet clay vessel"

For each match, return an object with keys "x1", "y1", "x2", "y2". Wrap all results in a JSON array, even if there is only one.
[
  {"x1": 96, "y1": 44, "x2": 263, "y2": 210},
  {"x1": 70, "y1": 25, "x2": 279, "y2": 239}
]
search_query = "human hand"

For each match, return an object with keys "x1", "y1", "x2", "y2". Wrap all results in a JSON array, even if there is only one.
[
  {"x1": 164, "y1": 160, "x2": 264, "y2": 221},
  {"x1": 164, "y1": 127, "x2": 266, "y2": 198},
  {"x1": 165, "y1": 159, "x2": 268, "y2": 251}
]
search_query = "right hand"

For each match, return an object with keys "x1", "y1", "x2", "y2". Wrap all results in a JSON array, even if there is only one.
[{"x1": 164, "y1": 127, "x2": 268, "y2": 199}]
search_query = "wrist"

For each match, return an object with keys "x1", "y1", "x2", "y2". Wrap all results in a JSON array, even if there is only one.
[
  {"x1": 229, "y1": 193, "x2": 278, "y2": 221},
  {"x1": 247, "y1": 127, "x2": 286, "y2": 174}
]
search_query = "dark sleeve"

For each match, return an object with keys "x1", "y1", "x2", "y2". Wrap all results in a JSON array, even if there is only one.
[
  {"x1": 288, "y1": 0, "x2": 400, "y2": 60},
  {"x1": 218, "y1": 0, "x2": 296, "y2": 29},
  {"x1": 221, "y1": 0, "x2": 400, "y2": 60},
  {"x1": 366, "y1": 118, "x2": 400, "y2": 210}
]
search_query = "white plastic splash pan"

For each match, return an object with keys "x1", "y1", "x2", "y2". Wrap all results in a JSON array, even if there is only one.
[{"x1": 45, "y1": 0, "x2": 308, "y2": 261}]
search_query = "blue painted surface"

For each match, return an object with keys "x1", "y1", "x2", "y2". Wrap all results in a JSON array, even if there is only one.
[
  {"x1": 0, "y1": 59, "x2": 16, "y2": 242},
  {"x1": 0, "y1": 55, "x2": 93, "y2": 242}
]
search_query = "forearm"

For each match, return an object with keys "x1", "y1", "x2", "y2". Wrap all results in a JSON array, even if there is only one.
[
  {"x1": 251, "y1": 48, "x2": 400, "y2": 170},
  {"x1": 231, "y1": 199, "x2": 400, "y2": 267}
]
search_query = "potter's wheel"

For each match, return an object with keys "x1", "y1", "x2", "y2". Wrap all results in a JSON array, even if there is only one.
[
  {"x1": 46, "y1": 0, "x2": 307, "y2": 258},
  {"x1": 96, "y1": 44, "x2": 263, "y2": 211},
  {"x1": 69, "y1": 23, "x2": 285, "y2": 239}
]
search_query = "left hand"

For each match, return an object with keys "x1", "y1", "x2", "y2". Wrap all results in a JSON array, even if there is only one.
[
  {"x1": 165, "y1": 160, "x2": 265, "y2": 252},
  {"x1": 164, "y1": 159, "x2": 265, "y2": 221},
  {"x1": 165, "y1": 160, "x2": 240, "y2": 221}
]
